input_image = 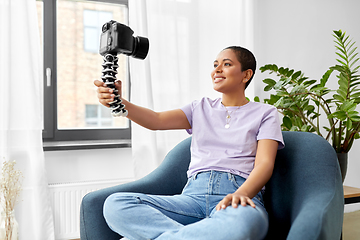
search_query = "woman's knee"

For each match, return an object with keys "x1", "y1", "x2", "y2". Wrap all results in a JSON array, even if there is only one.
[
  {"x1": 212, "y1": 206, "x2": 268, "y2": 239},
  {"x1": 103, "y1": 193, "x2": 140, "y2": 224}
]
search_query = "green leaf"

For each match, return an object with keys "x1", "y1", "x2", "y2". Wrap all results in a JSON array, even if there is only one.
[
  {"x1": 295, "y1": 117, "x2": 303, "y2": 127},
  {"x1": 333, "y1": 94, "x2": 345, "y2": 102},
  {"x1": 355, "y1": 133, "x2": 360, "y2": 139},
  {"x1": 259, "y1": 64, "x2": 276, "y2": 72},
  {"x1": 266, "y1": 95, "x2": 281, "y2": 105},
  {"x1": 310, "y1": 112, "x2": 321, "y2": 120},
  {"x1": 254, "y1": 96, "x2": 260, "y2": 102},
  {"x1": 287, "y1": 69, "x2": 294, "y2": 77},
  {"x1": 282, "y1": 116, "x2": 292, "y2": 130},
  {"x1": 339, "y1": 100, "x2": 355, "y2": 111},
  {"x1": 350, "y1": 116, "x2": 360, "y2": 122},
  {"x1": 336, "y1": 58, "x2": 347, "y2": 66},
  {"x1": 336, "y1": 52, "x2": 348, "y2": 63},
  {"x1": 330, "y1": 65, "x2": 345, "y2": 72},
  {"x1": 263, "y1": 78, "x2": 277, "y2": 86},
  {"x1": 303, "y1": 80, "x2": 317, "y2": 87},
  {"x1": 323, "y1": 126, "x2": 331, "y2": 132},
  {"x1": 264, "y1": 84, "x2": 273, "y2": 92},
  {"x1": 338, "y1": 77, "x2": 349, "y2": 91},
  {"x1": 270, "y1": 64, "x2": 279, "y2": 72},
  {"x1": 290, "y1": 126, "x2": 299, "y2": 131},
  {"x1": 264, "y1": 64, "x2": 279, "y2": 72},
  {"x1": 292, "y1": 71, "x2": 302, "y2": 80},
  {"x1": 274, "y1": 80, "x2": 284, "y2": 90},
  {"x1": 297, "y1": 76, "x2": 308, "y2": 84},
  {"x1": 350, "y1": 92, "x2": 360, "y2": 99},
  {"x1": 335, "y1": 45, "x2": 347, "y2": 56},
  {"x1": 348, "y1": 110, "x2": 359, "y2": 117},
  {"x1": 310, "y1": 86, "x2": 327, "y2": 92},
  {"x1": 337, "y1": 88, "x2": 348, "y2": 99},
  {"x1": 304, "y1": 105, "x2": 315, "y2": 115},
  {"x1": 278, "y1": 67, "x2": 286, "y2": 75},
  {"x1": 329, "y1": 110, "x2": 347, "y2": 121},
  {"x1": 350, "y1": 57, "x2": 360, "y2": 68},
  {"x1": 346, "y1": 119, "x2": 352, "y2": 129},
  {"x1": 301, "y1": 125, "x2": 310, "y2": 132},
  {"x1": 320, "y1": 69, "x2": 334, "y2": 86},
  {"x1": 274, "y1": 97, "x2": 283, "y2": 108},
  {"x1": 349, "y1": 49, "x2": 358, "y2": 62},
  {"x1": 333, "y1": 30, "x2": 342, "y2": 38},
  {"x1": 347, "y1": 41, "x2": 356, "y2": 54}
]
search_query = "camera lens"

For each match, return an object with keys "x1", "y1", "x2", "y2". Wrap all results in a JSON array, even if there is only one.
[{"x1": 131, "y1": 36, "x2": 149, "y2": 60}]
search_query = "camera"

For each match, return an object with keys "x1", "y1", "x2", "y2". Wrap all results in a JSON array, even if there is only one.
[{"x1": 99, "y1": 20, "x2": 149, "y2": 59}]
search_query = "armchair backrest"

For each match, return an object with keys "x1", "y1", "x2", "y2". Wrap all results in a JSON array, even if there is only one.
[{"x1": 264, "y1": 131, "x2": 343, "y2": 239}]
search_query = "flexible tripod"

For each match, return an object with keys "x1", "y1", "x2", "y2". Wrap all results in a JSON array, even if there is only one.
[{"x1": 101, "y1": 53, "x2": 128, "y2": 117}]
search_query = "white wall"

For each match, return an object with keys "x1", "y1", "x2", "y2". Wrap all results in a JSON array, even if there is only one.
[
  {"x1": 252, "y1": 0, "x2": 360, "y2": 212},
  {"x1": 45, "y1": 147, "x2": 133, "y2": 185}
]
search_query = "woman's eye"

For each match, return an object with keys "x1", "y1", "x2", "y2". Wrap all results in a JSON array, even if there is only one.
[
  {"x1": 213, "y1": 64, "x2": 218, "y2": 68},
  {"x1": 224, "y1": 63, "x2": 231, "y2": 66}
]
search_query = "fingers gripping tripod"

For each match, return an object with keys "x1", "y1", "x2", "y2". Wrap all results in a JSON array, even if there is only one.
[{"x1": 101, "y1": 53, "x2": 128, "y2": 117}]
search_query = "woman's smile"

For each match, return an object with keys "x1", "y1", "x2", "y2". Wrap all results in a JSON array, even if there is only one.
[{"x1": 213, "y1": 75, "x2": 226, "y2": 83}]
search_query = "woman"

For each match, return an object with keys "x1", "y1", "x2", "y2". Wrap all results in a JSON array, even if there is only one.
[{"x1": 94, "y1": 46, "x2": 284, "y2": 240}]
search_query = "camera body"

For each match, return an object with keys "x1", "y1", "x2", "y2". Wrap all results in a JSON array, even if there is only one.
[{"x1": 99, "y1": 20, "x2": 149, "y2": 59}]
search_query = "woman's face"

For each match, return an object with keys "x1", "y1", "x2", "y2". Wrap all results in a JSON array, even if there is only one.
[{"x1": 211, "y1": 49, "x2": 248, "y2": 94}]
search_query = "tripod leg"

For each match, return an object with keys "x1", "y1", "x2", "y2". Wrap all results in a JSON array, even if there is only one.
[{"x1": 101, "y1": 54, "x2": 128, "y2": 117}]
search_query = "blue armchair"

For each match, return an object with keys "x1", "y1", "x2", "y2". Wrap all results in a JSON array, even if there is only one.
[{"x1": 80, "y1": 131, "x2": 344, "y2": 240}]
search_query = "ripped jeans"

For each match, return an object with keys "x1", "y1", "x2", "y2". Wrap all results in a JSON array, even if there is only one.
[{"x1": 103, "y1": 170, "x2": 268, "y2": 240}]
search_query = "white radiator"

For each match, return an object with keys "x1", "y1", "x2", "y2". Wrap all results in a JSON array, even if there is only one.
[{"x1": 48, "y1": 179, "x2": 133, "y2": 240}]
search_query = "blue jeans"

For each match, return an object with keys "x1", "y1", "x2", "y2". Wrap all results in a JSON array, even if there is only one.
[{"x1": 103, "y1": 171, "x2": 268, "y2": 240}]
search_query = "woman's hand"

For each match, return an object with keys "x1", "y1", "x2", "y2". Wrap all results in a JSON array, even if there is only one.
[
  {"x1": 94, "y1": 79, "x2": 122, "y2": 107},
  {"x1": 216, "y1": 139, "x2": 278, "y2": 211},
  {"x1": 216, "y1": 192, "x2": 256, "y2": 211}
]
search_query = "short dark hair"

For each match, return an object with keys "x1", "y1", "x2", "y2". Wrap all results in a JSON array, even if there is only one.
[{"x1": 223, "y1": 46, "x2": 256, "y2": 89}]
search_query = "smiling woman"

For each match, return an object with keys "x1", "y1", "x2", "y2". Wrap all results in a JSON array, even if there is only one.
[{"x1": 95, "y1": 45, "x2": 284, "y2": 239}]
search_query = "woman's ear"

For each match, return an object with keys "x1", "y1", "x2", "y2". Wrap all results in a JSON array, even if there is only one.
[{"x1": 243, "y1": 69, "x2": 253, "y2": 83}]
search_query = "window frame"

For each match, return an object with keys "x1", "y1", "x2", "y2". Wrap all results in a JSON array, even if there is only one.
[{"x1": 42, "y1": 0, "x2": 131, "y2": 146}]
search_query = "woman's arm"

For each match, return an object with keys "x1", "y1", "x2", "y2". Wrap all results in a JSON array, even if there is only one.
[
  {"x1": 94, "y1": 80, "x2": 191, "y2": 131},
  {"x1": 216, "y1": 139, "x2": 279, "y2": 210}
]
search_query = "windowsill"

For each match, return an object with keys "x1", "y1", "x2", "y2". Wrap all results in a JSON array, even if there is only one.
[{"x1": 43, "y1": 139, "x2": 131, "y2": 151}]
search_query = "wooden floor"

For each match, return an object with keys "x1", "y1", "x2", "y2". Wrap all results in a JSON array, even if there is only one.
[{"x1": 343, "y1": 210, "x2": 360, "y2": 240}]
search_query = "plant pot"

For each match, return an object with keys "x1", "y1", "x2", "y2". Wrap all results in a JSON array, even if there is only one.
[{"x1": 337, "y1": 153, "x2": 348, "y2": 183}]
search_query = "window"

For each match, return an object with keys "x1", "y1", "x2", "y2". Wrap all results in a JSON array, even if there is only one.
[
  {"x1": 85, "y1": 104, "x2": 113, "y2": 127},
  {"x1": 83, "y1": 10, "x2": 112, "y2": 53},
  {"x1": 38, "y1": 0, "x2": 130, "y2": 146}
]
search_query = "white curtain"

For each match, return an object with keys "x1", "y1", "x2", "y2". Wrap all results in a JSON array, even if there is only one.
[
  {"x1": 0, "y1": 0, "x2": 55, "y2": 239},
  {"x1": 129, "y1": 0, "x2": 255, "y2": 179}
]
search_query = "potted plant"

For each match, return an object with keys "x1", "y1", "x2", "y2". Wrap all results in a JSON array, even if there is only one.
[{"x1": 257, "y1": 30, "x2": 360, "y2": 182}]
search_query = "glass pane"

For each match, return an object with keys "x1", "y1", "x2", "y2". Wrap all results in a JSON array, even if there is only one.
[
  {"x1": 83, "y1": 9, "x2": 98, "y2": 26},
  {"x1": 100, "y1": 105, "x2": 112, "y2": 118},
  {"x1": 84, "y1": 27, "x2": 99, "y2": 52},
  {"x1": 57, "y1": 0, "x2": 129, "y2": 129},
  {"x1": 85, "y1": 104, "x2": 98, "y2": 118}
]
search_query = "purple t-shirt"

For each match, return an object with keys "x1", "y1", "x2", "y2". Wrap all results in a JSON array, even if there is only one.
[{"x1": 181, "y1": 97, "x2": 284, "y2": 178}]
